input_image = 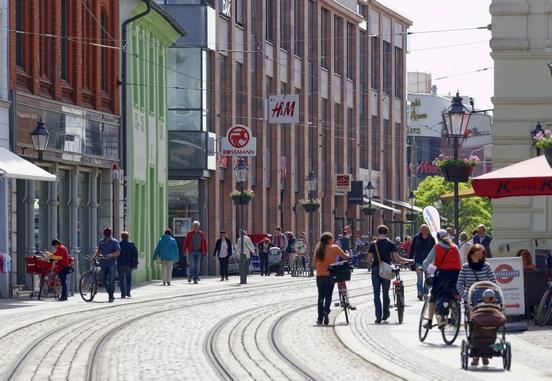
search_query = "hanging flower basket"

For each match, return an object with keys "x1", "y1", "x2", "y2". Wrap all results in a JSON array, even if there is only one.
[
  {"x1": 230, "y1": 190, "x2": 254, "y2": 205},
  {"x1": 533, "y1": 129, "x2": 552, "y2": 168},
  {"x1": 361, "y1": 204, "x2": 379, "y2": 215},
  {"x1": 405, "y1": 212, "x2": 416, "y2": 221},
  {"x1": 300, "y1": 199, "x2": 321, "y2": 212},
  {"x1": 435, "y1": 154, "x2": 478, "y2": 183},
  {"x1": 543, "y1": 147, "x2": 552, "y2": 168}
]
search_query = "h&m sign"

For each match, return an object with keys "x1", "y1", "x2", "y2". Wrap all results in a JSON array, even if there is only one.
[{"x1": 266, "y1": 95, "x2": 299, "y2": 124}]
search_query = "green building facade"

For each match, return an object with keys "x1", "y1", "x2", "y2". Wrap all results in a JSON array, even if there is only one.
[{"x1": 126, "y1": 3, "x2": 184, "y2": 282}]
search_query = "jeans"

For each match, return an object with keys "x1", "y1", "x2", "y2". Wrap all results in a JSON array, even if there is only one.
[
  {"x1": 190, "y1": 251, "x2": 202, "y2": 281},
  {"x1": 415, "y1": 262, "x2": 426, "y2": 296},
  {"x1": 371, "y1": 266, "x2": 391, "y2": 320},
  {"x1": 100, "y1": 264, "x2": 117, "y2": 299},
  {"x1": 259, "y1": 253, "x2": 269, "y2": 275},
  {"x1": 118, "y1": 265, "x2": 132, "y2": 296},
  {"x1": 316, "y1": 276, "x2": 335, "y2": 321},
  {"x1": 58, "y1": 267, "x2": 70, "y2": 299},
  {"x1": 219, "y1": 257, "x2": 229, "y2": 278}
]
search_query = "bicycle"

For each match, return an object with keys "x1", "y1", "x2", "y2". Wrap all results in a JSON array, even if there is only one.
[
  {"x1": 418, "y1": 277, "x2": 461, "y2": 345},
  {"x1": 535, "y1": 282, "x2": 552, "y2": 326},
  {"x1": 26, "y1": 253, "x2": 61, "y2": 300},
  {"x1": 79, "y1": 254, "x2": 103, "y2": 302},
  {"x1": 391, "y1": 266, "x2": 405, "y2": 324},
  {"x1": 330, "y1": 259, "x2": 356, "y2": 325}
]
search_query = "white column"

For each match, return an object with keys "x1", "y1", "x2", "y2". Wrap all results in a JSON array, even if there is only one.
[
  {"x1": 69, "y1": 168, "x2": 79, "y2": 259},
  {"x1": 89, "y1": 168, "x2": 99, "y2": 255},
  {"x1": 48, "y1": 168, "x2": 58, "y2": 240}
]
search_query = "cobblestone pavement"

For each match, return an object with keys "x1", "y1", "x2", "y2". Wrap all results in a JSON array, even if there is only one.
[{"x1": 0, "y1": 271, "x2": 551, "y2": 380}]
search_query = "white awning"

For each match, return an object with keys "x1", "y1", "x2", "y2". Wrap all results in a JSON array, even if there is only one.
[
  {"x1": 363, "y1": 198, "x2": 401, "y2": 214},
  {"x1": 385, "y1": 199, "x2": 424, "y2": 213},
  {"x1": 0, "y1": 147, "x2": 56, "y2": 182}
]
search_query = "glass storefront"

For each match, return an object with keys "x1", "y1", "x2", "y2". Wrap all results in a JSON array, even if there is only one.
[{"x1": 168, "y1": 180, "x2": 200, "y2": 237}]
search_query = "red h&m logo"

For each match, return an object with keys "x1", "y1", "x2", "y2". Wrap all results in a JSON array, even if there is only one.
[{"x1": 271, "y1": 100, "x2": 296, "y2": 118}]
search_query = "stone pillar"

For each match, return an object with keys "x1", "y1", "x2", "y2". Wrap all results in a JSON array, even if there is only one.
[
  {"x1": 89, "y1": 168, "x2": 99, "y2": 255},
  {"x1": 69, "y1": 168, "x2": 79, "y2": 275},
  {"x1": 47, "y1": 168, "x2": 58, "y2": 241},
  {"x1": 0, "y1": 177, "x2": 8, "y2": 252},
  {"x1": 25, "y1": 180, "x2": 35, "y2": 258}
]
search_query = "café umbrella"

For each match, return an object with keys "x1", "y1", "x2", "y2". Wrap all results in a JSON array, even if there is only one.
[{"x1": 471, "y1": 155, "x2": 552, "y2": 198}]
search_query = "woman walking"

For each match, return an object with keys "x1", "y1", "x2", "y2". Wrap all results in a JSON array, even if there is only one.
[
  {"x1": 368, "y1": 225, "x2": 413, "y2": 323},
  {"x1": 313, "y1": 232, "x2": 349, "y2": 325},
  {"x1": 213, "y1": 231, "x2": 232, "y2": 281},
  {"x1": 458, "y1": 232, "x2": 473, "y2": 264},
  {"x1": 257, "y1": 237, "x2": 272, "y2": 276},
  {"x1": 153, "y1": 229, "x2": 180, "y2": 286}
]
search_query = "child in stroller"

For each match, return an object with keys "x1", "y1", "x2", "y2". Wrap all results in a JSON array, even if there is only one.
[
  {"x1": 461, "y1": 281, "x2": 511, "y2": 370},
  {"x1": 268, "y1": 246, "x2": 283, "y2": 276}
]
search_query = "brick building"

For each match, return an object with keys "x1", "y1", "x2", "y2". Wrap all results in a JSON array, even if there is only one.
[
  {"x1": 7, "y1": 0, "x2": 121, "y2": 288},
  {"x1": 210, "y1": 0, "x2": 410, "y2": 248}
]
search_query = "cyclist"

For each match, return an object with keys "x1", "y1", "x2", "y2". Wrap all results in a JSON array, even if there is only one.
[
  {"x1": 313, "y1": 232, "x2": 350, "y2": 326},
  {"x1": 45, "y1": 239, "x2": 71, "y2": 301},
  {"x1": 421, "y1": 229, "x2": 462, "y2": 329}
]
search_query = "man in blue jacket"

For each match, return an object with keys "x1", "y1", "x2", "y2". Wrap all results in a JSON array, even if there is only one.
[
  {"x1": 153, "y1": 229, "x2": 180, "y2": 286},
  {"x1": 118, "y1": 232, "x2": 139, "y2": 298}
]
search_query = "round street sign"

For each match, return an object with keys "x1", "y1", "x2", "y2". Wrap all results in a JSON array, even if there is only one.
[
  {"x1": 227, "y1": 125, "x2": 250, "y2": 148},
  {"x1": 495, "y1": 263, "x2": 518, "y2": 284},
  {"x1": 221, "y1": 124, "x2": 257, "y2": 157}
]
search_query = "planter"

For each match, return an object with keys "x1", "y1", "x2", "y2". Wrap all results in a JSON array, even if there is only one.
[
  {"x1": 440, "y1": 164, "x2": 475, "y2": 182},
  {"x1": 544, "y1": 147, "x2": 552, "y2": 168},
  {"x1": 302, "y1": 203, "x2": 320, "y2": 212},
  {"x1": 362, "y1": 207, "x2": 378, "y2": 216},
  {"x1": 232, "y1": 196, "x2": 252, "y2": 205}
]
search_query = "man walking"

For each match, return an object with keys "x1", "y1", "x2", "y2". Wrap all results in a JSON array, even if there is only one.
[
  {"x1": 183, "y1": 221, "x2": 207, "y2": 284},
  {"x1": 272, "y1": 227, "x2": 288, "y2": 252},
  {"x1": 409, "y1": 224, "x2": 435, "y2": 300},
  {"x1": 94, "y1": 228, "x2": 120, "y2": 302},
  {"x1": 472, "y1": 224, "x2": 492, "y2": 258},
  {"x1": 118, "y1": 232, "x2": 138, "y2": 298}
]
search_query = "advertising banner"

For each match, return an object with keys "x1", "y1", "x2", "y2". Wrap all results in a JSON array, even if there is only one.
[
  {"x1": 487, "y1": 257, "x2": 525, "y2": 316},
  {"x1": 267, "y1": 95, "x2": 299, "y2": 124},
  {"x1": 348, "y1": 181, "x2": 364, "y2": 204},
  {"x1": 422, "y1": 206, "x2": 440, "y2": 240}
]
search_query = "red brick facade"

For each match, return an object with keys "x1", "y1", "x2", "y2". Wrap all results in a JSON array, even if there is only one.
[{"x1": 9, "y1": 0, "x2": 119, "y2": 114}]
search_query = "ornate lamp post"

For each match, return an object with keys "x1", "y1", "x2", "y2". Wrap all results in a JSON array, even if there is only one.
[
  {"x1": 441, "y1": 92, "x2": 472, "y2": 243},
  {"x1": 306, "y1": 170, "x2": 318, "y2": 277},
  {"x1": 364, "y1": 180, "x2": 376, "y2": 238},
  {"x1": 408, "y1": 191, "x2": 416, "y2": 236},
  {"x1": 531, "y1": 122, "x2": 545, "y2": 156},
  {"x1": 30, "y1": 119, "x2": 50, "y2": 162},
  {"x1": 234, "y1": 158, "x2": 249, "y2": 284}
]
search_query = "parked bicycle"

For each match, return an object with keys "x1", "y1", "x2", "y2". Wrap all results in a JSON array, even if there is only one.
[
  {"x1": 329, "y1": 259, "x2": 356, "y2": 325},
  {"x1": 418, "y1": 276, "x2": 462, "y2": 345},
  {"x1": 535, "y1": 282, "x2": 552, "y2": 326},
  {"x1": 391, "y1": 265, "x2": 405, "y2": 324},
  {"x1": 79, "y1": 254, "x2": 103, "y2": 302}
]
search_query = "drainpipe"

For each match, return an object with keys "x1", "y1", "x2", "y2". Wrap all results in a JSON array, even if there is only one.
[{"x1": 120, "y1": 0, "x2": 151, "y2": 231}]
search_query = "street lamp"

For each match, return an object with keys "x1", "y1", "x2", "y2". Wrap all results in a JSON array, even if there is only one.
[
  {"x1": 306, "y1": 171, "x2": 318, "y2": 277},
  {"x1": 365, "y1": 180, "x2": 376, "y2": 238},
  {"x1": 442, "y1": 92, "x2": 471, "y2": 244},
  {"x1": 30, "y1": 119, "x2": 50, "y2": 162},
  {"x1": 531, "y1": 122, "x2": 545, "y2": 156},
  {"x1": 408, "y1": 191, "x2": 416, "y2": 236},
  {"x1": 233, "y1": 158, "x2": 249, "y2": 284}
]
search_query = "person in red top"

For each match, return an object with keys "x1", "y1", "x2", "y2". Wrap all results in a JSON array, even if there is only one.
[
  {"x1": 183, "y1": 221, "x2": 208, "y2": 284},
  {"x1": 45, "y1": 239, "x2": 71, "y2": 301}
]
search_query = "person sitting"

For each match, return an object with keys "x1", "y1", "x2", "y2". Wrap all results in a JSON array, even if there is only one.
[{"x1": 480, "y1": 289, "x2": 496, "y2": 305}]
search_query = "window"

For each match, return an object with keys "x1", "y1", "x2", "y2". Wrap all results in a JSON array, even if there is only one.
[
  {"x1": 334, "y1": 16, "x2": 342, "y2": 75},
  {"x1": 60, "y1": 0, "x2": 68, "y2": 80},
  {"x1": 371, "y1": 37, "x2": 379, "y2": 89},
  {"x1": 321, "y1": 9, "x2": 330, "y2": 69},
  {"x1": 219, "y1": 55, "x2": 227, "y2": 127},
  {"x1": 266, "y1": 0, "x2": 275, "y2": 42},
  {"x1": 100, "y1": 10, "x2": 108, "y2": 91},
  {"x1": 219, "y1": 0, "x2": 231, "y2": 17},
  {"x1": 334, "y1": 103, "x2": 341, "y2": 173},
  {"x1": 347, "y1": 108, "x2": 354, "y2": 173},
  {"x1": 15, "y1": 0, "x2": 24, "y2": 68},
  {"x1": 383, "y1": 119, "x2": 391, "y2": 196},
  {"x1": 321, "y1": 99, "x2": 329, "y2": 192},
  {"x1": 383, "y1": 41, "x2": 391, "y2": 94},
  {"x1": 235, "y1": 0, "x2": 244, "y2": 25},
  {"x1": 40, "y1": 0, "x2": 54, "y2": 80},
  {"x1": 346, "y1": 23, "x2": 354, "y2": 79},
  {"x1": 280, "y1": 0, "x2": 288, "y2": 50},
  {"x1": 371, "y1": 116, "x2": 380, "y2": 170},
  {"x1": 360, "y1": 107, "x2": 368, "y2": 168},
  {"x1": 395, "y1": 122, "x2": 402, "y2": 198},
  {"x1": 149, "y1": 46, "x2": 155, "y2": 113},
  {"x1": 236, "y1": 63, "x2": 246, "y2": 124},
  {"x1": 395, "y1": 47, "x2": 403, "y2": 98},
  {"x1": 293, "y1": 0, "x2": 303, "y2": 56},
  {"x1": 82, "y1": 1, "x2": 93, "y2": 91}
]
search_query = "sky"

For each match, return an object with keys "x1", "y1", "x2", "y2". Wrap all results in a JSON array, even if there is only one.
[{"x1": 378, "y1": 0, "x2": 494, "y2": 109}]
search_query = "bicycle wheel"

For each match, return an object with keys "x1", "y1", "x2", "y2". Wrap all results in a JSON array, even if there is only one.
[
  {"x1": 418, "y1": 297, "x2": 431, "y2": 342},
  {"x1": 51, "y1": 272, "x2": 61, "y2": 300},
  {"x1": 342, "y1": 294, "x2": 349, "y2": 325},
  {"x1": 535, "y1": 289, "x2": 552, "y2": 326},
  {"x1": 441, "y1": 300, "x2": 461, "y2": 345},
  {"x1": 79, "y1": 271, "x2": 97, "y2": 302},
  {"x1": 397, "y1": 288, "x2": 405, "y2": 324}
]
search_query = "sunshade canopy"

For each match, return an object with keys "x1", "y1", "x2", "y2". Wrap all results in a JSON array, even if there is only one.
[
  {"x1": 363, "y1": 198, "x2": 401, "y2": 213},
  {"x1": 0, "y1": 147, "x2": 56, "y2": 182},
  {"x1": 384, "y1": 199, "x2": 424, "y2": 213},
  {"x1": 472, "y1": 155, "x2": 552, "y2": 199}
]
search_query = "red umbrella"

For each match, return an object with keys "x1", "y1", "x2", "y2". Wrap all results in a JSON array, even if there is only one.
[{"x1": 472, "y1": 155, "x2": 552, "y2": 198}]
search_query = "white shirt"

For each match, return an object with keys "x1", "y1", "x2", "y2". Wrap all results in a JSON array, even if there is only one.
[
  {"x1": 458, "y1": 240, "x2": 473, "y2": 264},
  {"x1": 236, "y1": 235, "x2": 255, "y2": 258},
  {"x1": 219, "y1": 240, "x2": 228, "y2": 258}
]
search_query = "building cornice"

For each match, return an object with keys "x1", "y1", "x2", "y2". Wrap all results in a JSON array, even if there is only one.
[
  {"x1": 491, "y1": 97, "x2": 552, "y2": 105},
  {"x1": 366, "y1": 0, "x2": 413, "y2": 26},
  {"x1": 0, "y1": 99, "x2": 10, "y2": 109},
  {"x1": 490, "y1": 2, "x2": 529, "y2": 16},
  {"x1": 490, "y1": 38, "x2": 529, "y2": 51}
]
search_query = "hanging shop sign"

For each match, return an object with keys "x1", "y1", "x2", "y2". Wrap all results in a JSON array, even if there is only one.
[
  {"x1": 336, "y1": 174, "x2": 351, "y2": 192},
  {"x1": 267, "y1": 95, "x2": 299, "y2": 124},
  {"x1": 221, "y1": 125, "x2": 257, "y2": 156}
]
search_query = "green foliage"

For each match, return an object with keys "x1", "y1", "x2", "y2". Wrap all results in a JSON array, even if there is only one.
[{"x1": 413, "y1": 176, "x2": 492, "y2": 234}]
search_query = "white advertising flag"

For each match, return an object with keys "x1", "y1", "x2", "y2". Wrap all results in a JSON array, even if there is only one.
[{"x1": 422, "y1": 206, "x2": 441, "y2": 240}]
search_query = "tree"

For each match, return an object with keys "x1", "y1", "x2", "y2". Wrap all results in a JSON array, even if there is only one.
[{"x1": 413, "y1": 176, "x2": 492, "y2": 235}]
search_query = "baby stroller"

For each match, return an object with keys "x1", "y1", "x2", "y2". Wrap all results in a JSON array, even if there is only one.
[
  {"x1": 460, "y1": 281, "x2": 511, "y2": 370},
  {"x1": 268, "y1": 247, "x2": 283, "y2": 276}
]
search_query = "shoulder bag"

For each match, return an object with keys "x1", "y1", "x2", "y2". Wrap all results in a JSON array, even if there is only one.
[{"x1": 374, "y1": 241, "x2": 395, "y2": 280}]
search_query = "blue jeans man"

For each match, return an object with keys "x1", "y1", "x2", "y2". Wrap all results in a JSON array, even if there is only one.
[
  {"x1": 415, "y1": 262, "x2": 427, "y2": 297},
  {"x1": 118, "y1": 265, "x2": 132, "y2": 298},
  {"x1": 371, "y1": 266, "x2": 391, "y2": 322},
  {"x1": 189, "y1": 251, "x2": 202, "y2": 283},
  {"x1": 58, "y1": 267, "x2": 70, "y2": 300},
  {"x1": 100, "y1": 264, "x2": 117, "y2": 301}
]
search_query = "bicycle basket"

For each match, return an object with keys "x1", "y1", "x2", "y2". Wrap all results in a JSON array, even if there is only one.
[{"x1": 328, "y1": 261, "x2": 352, "y2": 282}]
